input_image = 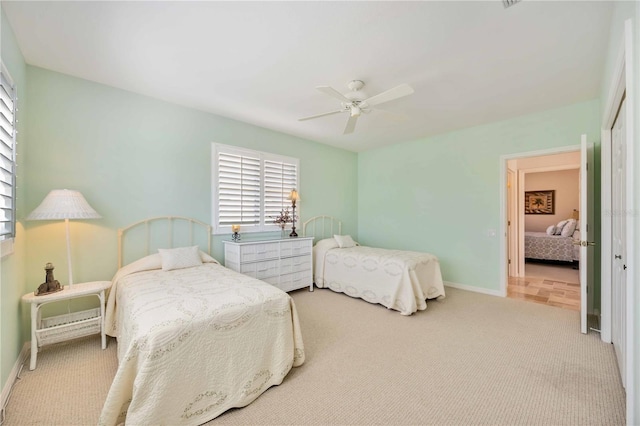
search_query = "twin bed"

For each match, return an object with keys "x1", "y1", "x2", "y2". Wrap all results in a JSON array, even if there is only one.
[
  {"x1": 100, "y1": 215, "x2": 443, "y2": 424},
  {"x1": 99, "y1": 217, "x2": 304, "y2": 425},
  {"x1": 303, "y1": 215, "x2": 445, "y2": 316}
]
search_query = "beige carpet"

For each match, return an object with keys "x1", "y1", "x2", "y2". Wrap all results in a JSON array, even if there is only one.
[{"x1": 3, "y1": 287, "x2": 625, "y2": 425}]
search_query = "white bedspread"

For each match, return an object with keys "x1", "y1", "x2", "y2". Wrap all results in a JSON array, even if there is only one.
[
  {"x1": 313, "y1": 239, "x2": 445, "y2": 315},
  {"x1": 99, "y1": 253, "x2": 305, "y2": 425}
]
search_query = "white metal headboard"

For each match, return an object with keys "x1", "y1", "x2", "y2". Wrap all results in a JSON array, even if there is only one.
[
  {"x1": 302, "y1": 215, "x2": 342, "y2": 241},
  {"x1": 118, "y1": 216, "x2": 212, "y2": 268}
]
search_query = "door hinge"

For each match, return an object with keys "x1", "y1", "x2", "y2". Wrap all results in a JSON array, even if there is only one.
[
  {"x1": 508, "y1": 220, "x2": 511, "y2": 226},
  {"x1": 508, "y1": 259, "x2": 511, "y2": 265}
]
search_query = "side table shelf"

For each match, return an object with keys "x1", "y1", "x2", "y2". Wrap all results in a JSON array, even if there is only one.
[{"x1": 21, "y1": 280, "x2": 112, "y2": 370}]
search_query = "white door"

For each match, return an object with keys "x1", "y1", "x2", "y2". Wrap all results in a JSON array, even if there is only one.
[
  {"x1": 507, "y1": 169, "x2": 516, "y2": 277},
  {"x1": 578, "y1": 135, "x2": 594, "y2": 334},
  {"x1": 611, "y1": 101, "x2": 626, "y2": 387}
]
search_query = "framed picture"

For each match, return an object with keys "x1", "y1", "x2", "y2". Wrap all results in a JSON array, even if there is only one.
[{"x1": 524, "y1": 190, "x2": 555, "y2": 214}]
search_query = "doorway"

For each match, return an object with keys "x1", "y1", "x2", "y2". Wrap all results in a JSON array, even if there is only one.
[
  {"x1": 506, "y1": 153, "x2": 581, "y2": 310},
  {"x1": 499, "y1": 141, "x2": 594, "y2": 334}
]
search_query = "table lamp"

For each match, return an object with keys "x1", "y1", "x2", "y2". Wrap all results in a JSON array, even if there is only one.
[
  {"x1": 26, "y1": 189, "x2": 101, "y2": 287},
  {"x1": 231, "y1": 224, "x2": 241, "y2": 242},
  {"x1": 288, "y1": 189, "x2": 300, "y2": 237}
]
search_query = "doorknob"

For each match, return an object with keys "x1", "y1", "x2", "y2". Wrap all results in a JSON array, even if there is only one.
[
  {"x1": 615, "y1": 254, "x2": 622, "y2": 259},
  {"x1": 580, "y1": 241, "x2": 596, "y2": 247}
]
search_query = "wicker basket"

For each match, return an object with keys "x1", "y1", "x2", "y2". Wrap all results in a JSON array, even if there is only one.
[{"x1": 36, "y1": 308, "x2": 101, "y2": 347}]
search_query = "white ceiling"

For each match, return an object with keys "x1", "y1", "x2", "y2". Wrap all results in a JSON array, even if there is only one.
[{"x1": 3, "y1": 1, "x2": 613, "y2": 152}]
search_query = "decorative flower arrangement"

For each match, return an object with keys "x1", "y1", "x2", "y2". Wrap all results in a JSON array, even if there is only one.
[{"x1": 271, "y1": 207, "x2": 297, "y2": 230}]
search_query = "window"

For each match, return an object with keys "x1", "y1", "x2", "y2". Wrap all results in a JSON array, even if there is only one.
[
  {"x1": 0, "y1": 63, "x2": 16, "y2": 242},
  {"x1": 212, "y1": 143, "x2": 299, "y2": 234}
]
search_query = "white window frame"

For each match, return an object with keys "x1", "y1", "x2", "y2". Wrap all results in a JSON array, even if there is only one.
[
  {"x1": 0, "y1": 62, "x2": 17, "y2": 257},
  {"x1": 212, "y1": 143, "x2": 300, "y2": 235}
]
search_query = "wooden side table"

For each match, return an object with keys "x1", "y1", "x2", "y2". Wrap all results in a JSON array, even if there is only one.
[{"x1": 21, "y1": 280, "x2": 111, "y2": 370}]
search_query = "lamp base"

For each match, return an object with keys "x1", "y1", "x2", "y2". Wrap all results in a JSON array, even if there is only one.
[{"x1": 290, "y1": 202, "x2": 298, "y2": 237}]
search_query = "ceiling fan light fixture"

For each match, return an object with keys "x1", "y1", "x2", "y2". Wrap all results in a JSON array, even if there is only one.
[
  {"x1": 347, "y1": 80, "x2": 365, "y2": 91},
  {"x1": 350, "y1": 105, "x2": 362, "y2": 117},
  {"x1": 502, "y1": 0, "x2": 521, "y2": 8}
]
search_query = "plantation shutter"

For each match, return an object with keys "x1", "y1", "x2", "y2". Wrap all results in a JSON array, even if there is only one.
[
  {"x1": 264, "y1": 158, "x2": 298, "y2": 222},
  {"x1": 213, "y1": 143, "x2": 300, "y2": 233},
  {"x1": 217, "y1": 152, "x2": 261, "y2": 226},
  {"x1": 0, "y1": 69, "x2": 16, "y2": 240}
]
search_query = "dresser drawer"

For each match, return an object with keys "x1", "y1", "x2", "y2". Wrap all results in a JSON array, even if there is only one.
[
  {"x1": 278, "y1": 271, "x2": 312, "y2": 292},
  {"x1": 280, "y1": 256, "x2": 311, "y2": 275},
  {"x1": 240, "y1": 242, "x2": 279, "y2": 262},
  {"x1": 280, "y1": 239, "x2": 311, "y2": 258},
  {"x1": 241, "y1": 260, "x2": 279, "y2": 279}
]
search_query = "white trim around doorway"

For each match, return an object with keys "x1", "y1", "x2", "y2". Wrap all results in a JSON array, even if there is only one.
[{"x1": 499, "y1": 145, "x2": 581, "y2": 297}]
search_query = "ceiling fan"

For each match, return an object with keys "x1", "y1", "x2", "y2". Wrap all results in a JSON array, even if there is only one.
[{"x1": 298, "y1": 80, "x2": 414, "y2": 134}]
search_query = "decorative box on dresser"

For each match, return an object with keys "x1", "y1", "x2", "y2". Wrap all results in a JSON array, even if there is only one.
[{"x1": 223, "y1": 236, "x2": 314, "y2": 292}]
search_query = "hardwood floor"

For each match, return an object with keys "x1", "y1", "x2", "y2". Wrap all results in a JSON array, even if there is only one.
[{"x1": 508, "y1": 263, "x2": 580, "y2": 311}]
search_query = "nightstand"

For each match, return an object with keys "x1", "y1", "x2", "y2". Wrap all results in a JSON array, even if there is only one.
[{"x1": 21, "y1": 280, "x2": 111, "y2": 370}]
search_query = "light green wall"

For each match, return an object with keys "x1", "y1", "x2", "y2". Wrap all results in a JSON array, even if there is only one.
[
  {"x1": 0, "y1": 7, "x2": 28, "y2": 390},
  {"x1": 358, "y1": 100, "x2": 600, "y2": 292},
  {"x1": 23, "y1": 65, "x2": 358, "y2": 315}
]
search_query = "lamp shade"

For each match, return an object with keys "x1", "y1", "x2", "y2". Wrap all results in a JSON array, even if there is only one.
[
  {"x1": 288, "y1": 189, "x2": 300, "y2": 202},
  {"x1": 26, "y1": 189, "x2": 101, "y2": 221}
]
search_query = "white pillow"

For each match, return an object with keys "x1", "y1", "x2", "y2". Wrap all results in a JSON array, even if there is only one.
[
  {"x1": 546, "y1": 225, "x2": 556, "y2": 236},
  {"x1": 333, "y1": 235, "x2": 357, "y2": 248},
  {"x1": 158, "y1": 246, "x2": 203, "y2": 271},
  {"x1": 315, "y1": 237, "x2": 339, "y2": 251},
  {"x1": 554, "y1": 220, "x2": 569, "y2": 235},
  {"x1": 561, "y1": 219, "x2": 578, "y2": 237}
]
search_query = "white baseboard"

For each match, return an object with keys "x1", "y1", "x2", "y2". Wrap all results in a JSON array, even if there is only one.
[
  {"x1": 1, "y1": 342, "x2": 30, "y2": 411},
  {"x1": 444, "y1": 281, "x2": 505, "y2": 297}
]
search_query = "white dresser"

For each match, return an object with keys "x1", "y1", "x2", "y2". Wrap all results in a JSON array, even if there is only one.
[{"x1": 223, "y1": 237, "x2": 314, "y2": 292}]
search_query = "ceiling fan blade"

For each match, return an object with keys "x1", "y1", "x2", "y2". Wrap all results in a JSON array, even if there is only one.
[
  {"x1": 298, "y1": 110, "x2": 343, "y2": 121},
  {"x1": 316, "y1": 86, "x2": 352, "y2": 103},
  {"x1": 343, "y1": 115, "x2": 358, "y2": 134},
  {"x1": 363, "y1": 83, "x2": 414, "y2": 107}
]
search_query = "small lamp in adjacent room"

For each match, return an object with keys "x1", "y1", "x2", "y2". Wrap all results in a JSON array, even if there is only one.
[
  {"x1": 288, "y1": 189, "x2": 300, "y2": 237},
  {"x1": 571, "y1": 209, "x2": 580, "y2": 220},
  {"x1": 26, "y1": 189, "x2": 101, "y2": 287},
  {"x1": 231, "y1": 224, "x2": 241, "y2": 242}
]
